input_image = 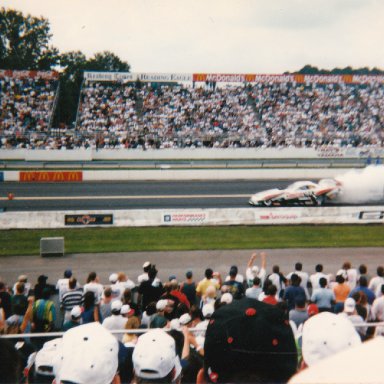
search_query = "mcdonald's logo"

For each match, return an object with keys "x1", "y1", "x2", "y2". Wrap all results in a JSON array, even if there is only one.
[
  {"x1": 20, "y1": 171, "x2": 83, "y2": 182},
  {"x1": 343, "y1": 74, "x2": 353, "y2": 84},
  {"x1": 193, "y1": 73, "x2": 207, "y2": 82},
  {"x1": 294, "y1": 74, "x2": 305, "y2": 83}
]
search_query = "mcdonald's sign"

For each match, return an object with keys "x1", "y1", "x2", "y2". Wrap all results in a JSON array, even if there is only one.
[{"x1": 20, "y1": 171, "x2": 83, "y2": 182}]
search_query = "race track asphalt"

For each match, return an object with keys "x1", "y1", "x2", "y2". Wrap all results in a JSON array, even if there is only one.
[{"x1": 1, "y1": 247, "x2": 383, "y2": 287}]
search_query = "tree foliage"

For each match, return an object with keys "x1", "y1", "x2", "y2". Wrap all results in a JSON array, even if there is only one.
[
  {"x1": 0, "y1": 7, "x2": 59, "y2": 69},
  {"x1": 294, "y1": 64, "x2": 384, "y2": 75}
]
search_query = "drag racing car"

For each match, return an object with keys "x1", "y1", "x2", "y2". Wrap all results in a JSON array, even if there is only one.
[{"x1": 249, "y1": 179, "x2": 342, "y2": 207}]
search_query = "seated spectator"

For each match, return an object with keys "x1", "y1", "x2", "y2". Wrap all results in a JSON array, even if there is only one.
[
  {"x1": 301, "y1": 311, "x2": 361, "y2": 367},
  {"x1": 11, "y1": 282, "x2": 28, "y2": 316},
  {"x1": 340, "y1": 297, "x2": 367, "y2": 339},
  {"x1": 289, "y1": 298, "x2": 309, "y2": 329},
  {"x1": 180, "y1": 270, "x2": 197, "y2": 306},
  {"x1": 310, "y1": 277, "x2": 335, "y2": 312},
  {"x1": 33, "y1": 274, "x2": 55, "y2": 300},
  {"x1": 83, "y1": 271, "x2": 104, "y2": 304},
  {"x1": 222, "y1": 266, "x2": 245, "y2": 299},
  {"x1": 368, "y1": 266, "x2": 384, "y2": 297},
  {"x1": 102, "y1": 300, "x2": 128, "y2": 341},
  {"x1": 81, "y1": 291, "x2": 101, "y2": 324},
  {"x1": 150, "y1": 299, "x2": 168, "y2": 328},
  {"x1": 262, "y1": 283, "x2": 278, "y2": 305},
  {"x1": 199, "y1": 298, "x2": 297, "y2": 383},
  {"x1": 349, "y1": 276, "x2": 376, "y2": 305},
  {"x1": 0, "y1": 281, "x2": 12, "y2": 320},
  {"x1": 245, "y1": 276, "x2": 263, "y2": 299},
  {"x1": 132, "y1": 328, "x2": 183, "y2": 383},
  {"x1": 284, "y1": 274, "x2": 306, "y2": 312},
  {"x1": 332, "y1": 273, "x2": 351, "y2": 313},
  {"x1": 53, "y1": 322, "x2": 120, "y2": 384},
  {"x1": 61, "y1": 277, "x2": 83, "y2": 323},
  {"x1": 62, "y1": 305, "x2": 82, "y2": 331},
  {"x1": 32, "y1": 287, "x2": 56, "y2": 333}
]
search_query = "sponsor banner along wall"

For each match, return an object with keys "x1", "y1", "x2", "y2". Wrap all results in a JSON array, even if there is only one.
[
  {"x1": 82, "y1": 71, "x2": 384, "y2": 84},
  {"x1": 20, "y1": 171, "x2": 83, "y2": 182},
  {"x1": 0, "y1": 70, "x2": 59, "y2": 80},
  {"x1": 1, "y1": 206, "x2": 383, "y2": 229}
]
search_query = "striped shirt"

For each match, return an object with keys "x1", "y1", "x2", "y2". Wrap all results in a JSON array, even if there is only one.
[{"x1": 61, "y1": 289, "x2": 83, "y2": 312}]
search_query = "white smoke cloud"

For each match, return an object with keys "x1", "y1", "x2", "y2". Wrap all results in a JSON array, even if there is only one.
[{"x1": 335, "y1": 165, "x2": 384, "y2": 203}]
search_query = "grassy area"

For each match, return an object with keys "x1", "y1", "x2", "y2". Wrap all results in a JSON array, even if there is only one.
[{"x1": 0, "y1": 225, "x2": 383, "y2": 256}]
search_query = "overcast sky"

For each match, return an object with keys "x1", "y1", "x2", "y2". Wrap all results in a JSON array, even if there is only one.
[{"x1": 3, "y1": 0, "x2": 384, "y2": 73}]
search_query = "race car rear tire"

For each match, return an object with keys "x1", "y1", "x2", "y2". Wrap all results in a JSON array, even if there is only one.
[{"x1": 263, "y1": 200, "x2": 272, "y2": 207}]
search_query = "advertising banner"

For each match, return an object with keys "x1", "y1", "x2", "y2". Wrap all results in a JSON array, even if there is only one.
[
  {"x1": 65, "y1": 214, "x2": 113, "y2": 226},
  {"x1": 84, "y1": 71, "x2": 135, "y2": 82},
  {"x1": 20, "y1": 171, "x2": 83, "y2": 182},
  {"x1": 0, "y1": 70, "x2": 59, "y2": 79},
  {"x1": 137, "y1": 73, "x2": 192, "y2": 82},
  {"x1": 162, "y1": 211, "x2": 208, "y2": 225}
]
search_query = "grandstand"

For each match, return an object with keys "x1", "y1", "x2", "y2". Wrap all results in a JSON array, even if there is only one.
[{"x1": 2, "y1": 70, "x2": 384, "y2": 150}]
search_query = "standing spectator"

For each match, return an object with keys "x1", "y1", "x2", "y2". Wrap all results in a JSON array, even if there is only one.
[
  {"x1": 12, "y1": 275, "x2": 31, "y2": 296},
  {"x1": 368, "y1": 265, "x2": 384, "y2": 297},
  {"x1": 99, "y1": 286, "x2": 113, "y2": 320},
  {"x1": 332, "y1": 273, "x2": 351, "y2": 313},
  {"x1": 245, "y1": 276, "x2": 263, "y2": 300},
  {"x1": 169, "y1": 279, "x2": 190, "y2": 309},
  {"x1": 81, "y1": 291, "x2": 100, "y2": 324},
  {"x1": 0, "y1": 281, "x2": 12, "y2": 319},
  {"x1": 137, "y1": 261, "x2": 151, "y2": 284},
  {"x1": 32, "y1": 287, "x2": 56, "y2": 333},
  {"x1": 224, "y1": 265, "x2": 244, "y2": 284},
  {"x1": 196, "y1": 268, "x2": 221, "y2": 300},
  {"x1": 11, "y1": 282, "x2": 28, "y2": 316},
  {"x1": 83, "y1": 272, "x2": 104, "y2": 304},
  {"x1": 358, "y1": 264, "x2": 370, "y2": 282},
  {"x1": 222, "y1": 266, "x2": 245, "y2": 300},
  {"x1": 56, "y1": 269, "x2": 73, "y2": 302},
  {"x1": 62, "y1": 306, "x2": 82, "y2": 332},
  {"x1": 336, "y1": 261, "x2": 358, "y2": 290},
  {"x1": 180, "y1": 270, "x2": 197, "y2": 306},
  {"x1": 340, "y1": 298, "x2": 367, "y2": 339},
  {"x1": 287, "y1": 262, "x2": 310, "y2": 300},
  {"x1": 267, "y1": 265, "x2": 287, "y2": 299},
  {"x1": 262, "y1": 284, "x2": 278, "y2": 306},
  {"x1": 245, "y1": 252, "x2": 267, "y2": 288},
  {"x1": 284, "y1": 274, "x2": 306, "y2": 312},
  {"x1": 309, "y1": 264, "x2": 328, "y2": 291},
  {"x1": 61, "y1": 277, "x2": 83, "y2": 323},
  {"x1": 310, "y1": 277, "x2": 335, "y2": 312},
  {"x1": 102, "y1": 300, "x2": 128, "y2": 341},
  {"x1": 33, "y1": 275, "x2": 55, "y2": 300},
  {"x1": 371, "y1": 284, "x2": 384, "y2": 322},
  {"x1": 349, "y1": 276, "x2": 376, "y2": 305},
  {"x1": 150, "y1": 299, "x2": 168, "y2": 328},
  {"x1": 289, "y1": 298, "x2": 308, "y2": 329},
  {"x1": 138, "y1": 265, "x2": 163, "y2": 311}
]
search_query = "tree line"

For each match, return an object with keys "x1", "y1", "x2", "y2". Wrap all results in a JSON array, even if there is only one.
[{"x1": 1, "y1": 7, "x2": 384, "y2": 127}]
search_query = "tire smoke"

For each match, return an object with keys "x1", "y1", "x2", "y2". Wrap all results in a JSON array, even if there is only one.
[{"x1": 335, "y1": 166, "x2": 384, "y2": 203}]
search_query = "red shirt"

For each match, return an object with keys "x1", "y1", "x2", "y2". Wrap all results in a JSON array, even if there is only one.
[{"x1": 263, "y1": 295, "x2": 278, "y2": 305}]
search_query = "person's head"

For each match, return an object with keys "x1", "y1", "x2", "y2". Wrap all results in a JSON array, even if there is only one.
[
  {"x1": 290, "y1": 273, "x2": 301, "y2": 286},
  {"x1": 229, "y1": 266, "x2": 237, "y2": 278},
  {"x1": 83, "y1": 291, "x2": 96, "y2": 310},
  {"x1": 148, "y1": 265, "x2": 158, "y2": 280},
  {"x1": 252, "y1": 276, "x2": 261, "y2": 287},
  {"x1": 103, "y1": 286, "x2": 112, "y2": 298},
  {"x1": 377, "y1": 266, "x2": 384, "y2": 277},
  {"x1": 143, "y1": 261, "x2": 151, "y2": 273},
  {"x1": 123, "y1": 288, "x2": 132, "y2": 303},
  {"x1": 15, "y1": 282, "x2": 25, "y2": 295},
  {"x1": 342, "y1": 261, "x2": 351, "y2": 270},
  {"x1": 170, "y1": 279, "x2": 179, "y2": 290},
  {"x1": 295, "y1": 262, "x2": 303, "y2": 271},
  {"x1": 358, "y1": 276, "x2": 368, "y2": 287},
  {"x1": 64, "y1": 269, "x2": 72, "y2": 278},
  {"x1": 203, "y1": 298, "x2": 297, "y2": 383},
  {"x1": 0, "y1": 281, "x2": 5, "y2": 291},
  {"x1": 87, "y1": 271, "x2": 97, "y2": 283},
  {"x1": 53, "y1": 323, "x2": 119, "y2": 384},
  {"x1": 205, "y1": 268, "x2": 214, "y2": 279},
  {"x1": 133, "y1": 329, "x2": 182, "y2": 383},
  {"x1": 319, "y1": 277, "x2": 327, "y2": 288},
  {"x1": 117, "y1": 272, "x2": 127, "y2": 282},
  {"x1": 111, "y1": 300, "x2": 123, "y2": 315},
  {"x1": 301, "y1": 312, "x2": 361, "y2": 367},
  {"x1": 358, "y1": 264, "x2": 367, "y2": 275},
  {"x1": 336, "y1": 274, "x2": 345, "y2": 284},
  {"x1": 272, "y1": 265, "x2": 280, "y2": 274},
  {"x1": 71, "y1": 305, "x2": 82, "y2": 321},
  {"x1": 267, "y1": 284, "x2": 277, "y2": 296},
  {"x1": 68, "y1": 277, "x2": 77, "y2": 290},
  {"x1": 206, "y1": 285, "x2": 216, "y2": 298},
  {"x1": 343, "y1": 297, "x2": 356, "y2": 314},
  {"x1": 38, "y1": 275, "x2": 48, "y2": 285},
  {"x1": 315, "y1": 264, "x2": 323, "y2": 273},
  {"x1": 186, "y1": 270, "x2": 193, "y2": 279}
]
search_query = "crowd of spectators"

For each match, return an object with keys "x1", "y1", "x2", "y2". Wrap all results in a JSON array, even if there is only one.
[
  {"x1": 0, "y1": 76, "x2": 58, "y2": 149},
  {"x1": 1, "y1": 254, "x2": 383, "y2": 382},
  {"x1": 2, "y1": 75, "x2": 384, "y2": 150}
]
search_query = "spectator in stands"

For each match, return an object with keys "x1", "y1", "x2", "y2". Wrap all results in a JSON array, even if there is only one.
[
  {"x1": 61, "y1": 277, "x2": 83, "y2": 323},
  {"x1": 138, "y1": 265, "x2": 163, "y2": 311},
  {"x1": 284, "y1": 274, "x2": 306, "y2": 311},
  {"x1": 286, "y1": 262, "x2": 310, "y2": 300},
  {"x1": 11, "y1": 282, "x2": 28, "y2": 316},
  {"x1": 81, "y1": 291, "x2": 100, "y2": 324},
  {"x1": 199, "y1": 298, "x2": 297, "y2": 383},
  {"x1": 309, "y1": 264, "x2": 328, "y2": 290},
  {"x1": 0, "y1": 338, "x2": 22, "y2": 383},
  {"x1": 245, "y1": 252, "x2": 267, "y2": 288},
  {"x1": 33, "y1": 274, "x2": 55, "y2": 300},
  {"x1": 32, "y1": 287, "x2": 56, "y2": 333},
  {"x1": 100, "y1": 286, "x2": 114, "y2": 320},
  {"x1": 289, "y1": 298, "x2": 308, "y2": 329},
  {"x1": 267, "y1": 265, "x2": 286, "y2": 299},
  {"x1": 332, "y1": 273, "x2": 351, "y2": 313},
  {"x1": 196, "y1": 268, "x2": 221, "y2": 301},
  {"x1": 336, "y1": 261, "x2": 358, "y2": 290},
  {"x1": 56, "y1": 269, "x2": 73, "y2": 302},
  {"x1": 349, "y1": 276, "x2": 376, "y2": 305},
  {"x1": 12, "y1": 275, "x2": 31, "y2": 296},
  {"x1": 83, "y1": 271, "x2": 104, "y2": 304},
  {"x1": 102, "y1": 300, "x2": 128, "y2": 341},
  {"x1": 222, "y1": 266, "x2": 245, "y2": 299},
  {"x1": 368, "y1": 265, "x2": 384, "y2": 297},
  {"x1": 371, "y1": 284, "x2": 384, "y2": 322},
  {"x1": 262, "y1": 283, "x2": 278, "y2": 305},
  {"x1": 245, "y1": 276, "x2": 263, "y2": 299},
  {"x1": 137, "y1": 261, "x2": 151, "y2": 284},
  {"x1": 340, "y1": 297, "x2": 367, "y2": 339},
  {"x1": 0, "y1": 281, "x2": 12, "y2": 319},
  {"x1": 180, "y1": 270, "x2": 197, "y2": 306},
  {"x1": 310, "y1": 277, "x2": 335, "y2": 312},
  {"x1": 62, "y1": 305, "x2": 82, "y2": 331}
]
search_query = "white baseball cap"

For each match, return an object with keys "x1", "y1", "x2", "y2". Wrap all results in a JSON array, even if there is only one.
[
  {"x1": 156, "y1": 299, "x2": 168, "y2": 311},
  {"x1": 220, "y1": 292, "x2": 233, "y2": 304},
  {"x1": 179, "y1": 313, "x2": 192, "y2": 325},
  {"x1": 111, "y1": 299, "x2": 123, "y2": 312},
  {"x1": 202, "y1": 304, "x2": 214, "y2": 318},
  {"x1": 71, "y1": 305, "x2": 82, "y2": 318},
  {"x1": 133, "y1": 329, "x2": 182, "y2": 380},
  {"x1": 121, "y1": 304, "x2": 133, "y2": 315},
  {"x1": 302, "y1": 312, "x2": 361, "y2": 366},
  {"x1": 143, "y1": 261, "x2": 151, "y2": 268},
  {"x1": 109, "y1": 273, "x2": 118, "y2": 283},
  {"x1": 343, "y1": 297, "x2": 356, "y2": 313},
  {"x1": 53, "y1": 323, "x2": 119, "y2": 384},
  {"x1": 35, "y1": 338, "x2": 62, "y2": 376}
]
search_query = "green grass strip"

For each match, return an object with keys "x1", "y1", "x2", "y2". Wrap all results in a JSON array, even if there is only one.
[{"x1": 0, "y1": 225, "x2": 383, "y2": 256}]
